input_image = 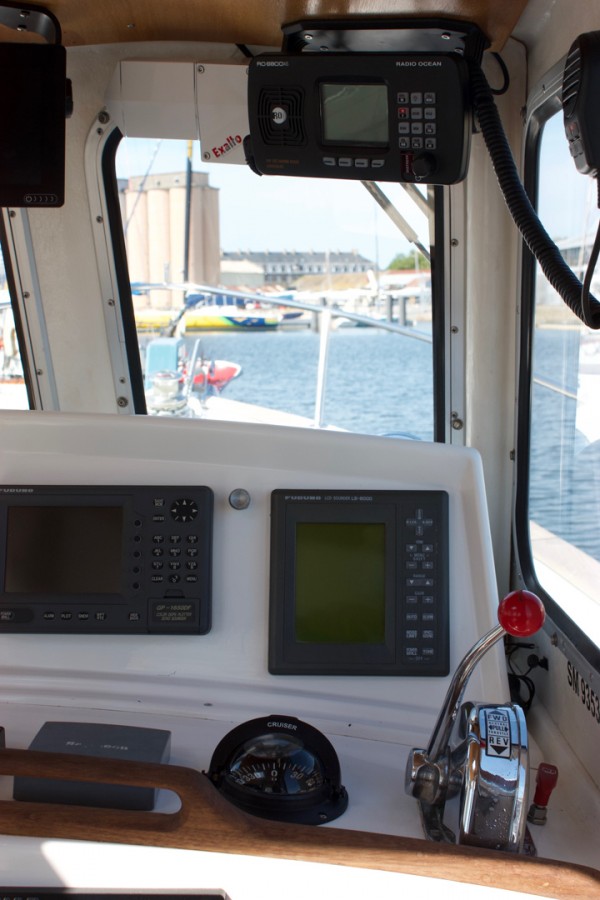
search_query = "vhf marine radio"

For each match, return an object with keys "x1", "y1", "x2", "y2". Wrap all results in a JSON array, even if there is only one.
[{"x1": 245, "y1": 19, "x2": 483, "y2": 185}]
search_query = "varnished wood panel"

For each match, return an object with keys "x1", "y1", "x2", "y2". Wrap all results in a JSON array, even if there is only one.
[
  {"x1": 1, "y1": 1, "x2": 529, "y2": 51},
  {"x1": 0, "y1": 748, "x2": 598, "y2": 900}
]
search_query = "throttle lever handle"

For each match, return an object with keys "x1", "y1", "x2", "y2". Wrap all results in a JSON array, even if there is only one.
[
  {"x1": 423, "y1": 590, "x2": 545, "y2": 774},
  {"x1": 406, "y1": 590, "x2": 545, "y2": 850}
]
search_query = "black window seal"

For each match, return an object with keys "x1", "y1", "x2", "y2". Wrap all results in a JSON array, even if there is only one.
[
  {"x1": 432, "y1": 184, "x2": 446, "y2": 443},
  {"x1": 101, "y1": 126, "x2": 147, "y2": 415},
  {"x1": 515, "y1": 64, "x2": 600, "y2": 671},
  {"x1": 0, "y1": 214, "x2": 36, "y2": 409}
]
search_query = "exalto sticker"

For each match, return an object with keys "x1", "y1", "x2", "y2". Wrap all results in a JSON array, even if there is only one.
[{"x1": 211, "y1": 134, "x2": 243, "y2": 159}]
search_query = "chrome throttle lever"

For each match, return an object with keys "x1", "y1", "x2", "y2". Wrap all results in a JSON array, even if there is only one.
[{"x1": 405, "y1": 590, "x2": 545, "y2": 852}]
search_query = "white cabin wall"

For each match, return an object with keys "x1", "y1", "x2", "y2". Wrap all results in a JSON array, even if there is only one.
[
  {"x1": 515, "y1": 0, "x2": 600, "y2": 89},
  {"x1": 26, "y1": 44, "x2": 125, "y2": 413},
  {"x1": 21, "y1": 42, "x2": 241, "y2": 414},
  {"x1": 462, "y1": 39, "x2": 526, "y2": 597}
]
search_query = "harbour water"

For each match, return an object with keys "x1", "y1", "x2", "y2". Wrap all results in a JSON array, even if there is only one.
[
  {"x1": 3, "y1": 318, "x2": 596, "y2": 562},
  {"x1": 190, "y1": 326, "x2": 434, "y2": 440},
  {"x1": 190, "y1": 324, "x2": 599, "y2": 563}
]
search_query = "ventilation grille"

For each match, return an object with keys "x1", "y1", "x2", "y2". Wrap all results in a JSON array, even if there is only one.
[
  {"x1": 257, "y1": 87, "x2": 306, "y2": 146},
  {"x1": 562, "y1": 43, "x2": 582, "y2": 116}
]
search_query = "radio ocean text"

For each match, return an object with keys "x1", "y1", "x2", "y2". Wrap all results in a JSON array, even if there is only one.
[{"x1": 397, "y1": 60, "x2": 444, "y2": 66}]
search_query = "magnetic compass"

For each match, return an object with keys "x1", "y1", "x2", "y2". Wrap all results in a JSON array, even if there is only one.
[{"x1": 207, "y1": 714, "x2": 348, "y2": 825}]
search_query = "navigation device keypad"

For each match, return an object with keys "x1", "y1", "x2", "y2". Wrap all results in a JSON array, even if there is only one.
[
  {"x1": 149, "y1": 529, "x2": 202, "y2": 585},
  {"x1": 402, "y1": 505, "x2": 444, "y2": 666}
]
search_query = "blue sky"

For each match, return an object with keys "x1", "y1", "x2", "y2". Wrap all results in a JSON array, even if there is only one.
[
  {"x1": 115, "y1": 112, "x2": 599, "y2": 268},
  {"x1": 538, "y1": 114, "x2": 599, "y2": 243},
  {"x1": 116, "y1": 138, "x2": 430, "y2": 267}
]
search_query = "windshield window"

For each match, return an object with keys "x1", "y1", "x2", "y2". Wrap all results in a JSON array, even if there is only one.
[
  {"x1": 528, "y1": 112, "x2": 600, "y2": 638},
  {"x1": 115, "y1": 138, "x2": 436, "y2": 438}
]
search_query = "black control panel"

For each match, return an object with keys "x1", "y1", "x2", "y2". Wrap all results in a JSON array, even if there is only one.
[
  {"x1": 247, "y1": 52, "x2": 471, "y2": 184},
  {"x1": 0, "y1": 485, "x2": 213, "y2": 634},
  {"x1": 269, "y1": 489, "x2": 449, "y2": 675}
]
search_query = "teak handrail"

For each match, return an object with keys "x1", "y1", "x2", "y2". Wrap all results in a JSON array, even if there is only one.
[{"x1": 0, "y1": 749, "x2": 598, "y2": 899}]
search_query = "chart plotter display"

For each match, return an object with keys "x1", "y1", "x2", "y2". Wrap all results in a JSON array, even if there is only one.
[
  {"x1": 0, "y1": 485, "x2": 213, "y2": 634},
  {"x1": 269, "y1": 490, "x2": 449, "y2": 675}
]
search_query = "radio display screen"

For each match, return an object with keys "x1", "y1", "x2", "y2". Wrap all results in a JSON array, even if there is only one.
[
  {"x1": 5, "y1": 506, "x2": 123, "y2": 594},
  {"x1": 320, "y1": 82, "x2": 388, "y2": 145}
]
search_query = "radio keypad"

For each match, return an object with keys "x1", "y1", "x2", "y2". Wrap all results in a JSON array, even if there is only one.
[
  {"x1": 398, "y1": 91, "x2": 437, "y2": 154},
  {"x1": 322, "y1": 156, "x2": 386, "y2": 171}
]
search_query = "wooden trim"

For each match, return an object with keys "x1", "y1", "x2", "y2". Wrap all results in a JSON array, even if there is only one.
[
  {"x1": 0, "y1": 749, "x2": 599, "y2": 900},
  {"x1": 0, "y1": 1, "x2": 528, "y2": 51}
]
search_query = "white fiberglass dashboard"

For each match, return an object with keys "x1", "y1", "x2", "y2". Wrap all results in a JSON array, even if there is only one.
[
  {"x1": 0, "y1": 411, "x2": 597, "y2": 897},
  {"x1": 0, "y1": 410, "x2": 503, "y2": 729}
]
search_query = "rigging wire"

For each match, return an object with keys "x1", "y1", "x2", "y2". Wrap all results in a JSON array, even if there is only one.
[{"x1": 124, "y1": 139, "x2": 163, "y2": 236}]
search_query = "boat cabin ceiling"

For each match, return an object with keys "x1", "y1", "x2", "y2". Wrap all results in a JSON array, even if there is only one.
[{"x1": 0, "y1": 0, "x2": 531, "y2": 50}]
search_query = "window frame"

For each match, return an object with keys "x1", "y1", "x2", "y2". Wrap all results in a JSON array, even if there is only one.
[
  {"x1": 0, "y1": 214, "x2": 36, "y2": 409},
  {"x1": 100, "y1": 127, "x2": 147, "y2": 415},
  {"x1": 103, "y1": 129, "x2": 449, "y2": 442},
  {"x1": 514, "y1": 56, "x2": 600, "y2": 670}
]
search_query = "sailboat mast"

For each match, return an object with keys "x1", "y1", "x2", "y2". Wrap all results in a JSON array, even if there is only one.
[{"x1": 183, "y1": 139, "x2": 193, "y2": 282}]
